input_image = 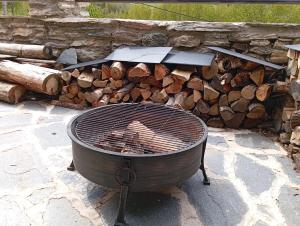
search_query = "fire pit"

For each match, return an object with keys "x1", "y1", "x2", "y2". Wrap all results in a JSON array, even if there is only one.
[{"x1": 67, "y1": 103, "x2": 209, "y2": 226}]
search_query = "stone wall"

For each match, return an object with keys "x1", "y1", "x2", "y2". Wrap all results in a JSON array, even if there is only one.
[{"x1": 1, "y1": 16, "x2": 300, "y2": 64}]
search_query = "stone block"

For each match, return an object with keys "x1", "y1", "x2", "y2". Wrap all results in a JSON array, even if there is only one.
[
  {"x1": 249, "y1": 46, "x2": 272, "y2": 55},
  {"x1": 231, "y1": 42, "x2": 249, "y2": 51},
  {"x1": 142, "y1": 33, "x2": 168, "y2": 46},
  {"x1": 172, "y1": 35, "x2": 201, "y2": 48},
  {"x1": 250, "y1": 40, "x2": 270, "y2": 46},
  {"x1": 280, "y1": 132, "x2": 291, "y2": 144},
  {"x1": 273, "y1": 39, "x2": 292, "y2": 49}
]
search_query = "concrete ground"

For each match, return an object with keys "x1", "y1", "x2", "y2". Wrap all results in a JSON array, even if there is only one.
[{"x1": 0, "y1": 101, "x2": 299, "y2": 226}]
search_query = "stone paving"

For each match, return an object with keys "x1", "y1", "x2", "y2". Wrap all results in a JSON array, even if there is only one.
[{"x1": 0, "y1": 101, "x2": 299, "y2": 226}]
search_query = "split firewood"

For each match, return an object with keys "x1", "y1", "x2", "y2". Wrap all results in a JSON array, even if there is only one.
[
  {"x1": 110, "y1": 62, "x2": 126, "y2": 80},
  {"x1": 110, "y1": 78, "x2": 125, "y2": 89},
  {"x1": 67, "y1": 83, "x2": 80, "y2": 96},
  {"x1": 59, "y1": 95, "x2": 73, "y2": 103},
  {"x1": 163, "y1": 75, "x2": 174, "y2": 88},
  {"x1": 209, "y1": 103, "x2": 219, "y2": 116},
  {"x1": 290, "y1": 110, "x2": 300, "y2": 129},
  {"x1": 220, "y1": 106, "x2": 235, "y2": 121},
  {"x1": 66, "y1": 93, "x2": 75, "y2": 99},
  {"x1": 193, "y1": 90, "x2": 202, "y2": 103},
  {"x1": 202, "y1": 61, "x2": 218, "y2": 80},
  {"x1": 139, "y1": 83, "x2": 151, "y2": 89},
  {"x1": 243, "y1": 117, "x2": 263, "y2": 129},
  {"x1": 130, "y1": 87, "x2": 141, "y2": 102},
  {"x1": 103, "y1": 86, "x2": 113, "y2": 94},
  {"x1": 247, "y1": 103, "x2": 266, "y2": 119},
  {"x1": 172, "y1": 67, "x2": 194, "y2": 82},
  {"x1": 92, "y1": 68, "x2": 101, "y2": 80},
  {"x1": 85, "y1": 88, "x2": 104, "y2": 103},
  {"x1": 210, "y1": 76, "x2": 231, "y2": 94},
  {"x1": 204, "y1": 82, "x2": 220, "y2": 101},
  {"x1": 287, "y1": 59, "x2": 298, "y2": 78},
  {"x1": 187, "y1": 77, "x2": 203, "y2": 91},
  {"x1": 93, "y1": 79, "x2": 108, "y2": 88},
  {"x1": 207, "y1": 117, "x2": 224, "y2": 128},
  {"x1": 77, "y1": 91, "x2": 85, "y2": 100},
  {"x1": 217, "y1": 57, "x2": 241, "y2": 72},
  {"x1": 256, "y1": 84, "x2": 272, "y2": 102},
  {"x1": 128, "y1": 63, "x2": 151, "y2": 80},
  {"x1": 165, "y1": 78, "x2": 183, "y2": 94},
  {"x1": 0, "y1": 60, "x2": 62, "y2": 95},
  {"x1": 141, "y1": 76, "x2": 162, "y2": 88},
  {"x1": 241, "y1": 85, "x2": 257, "y2": 100},
  {"x1": 174, "y1": 92, "x2": 188, "y2": 108},
  {"x1": 287, "y1": 49, "x2": 298, "y2": 59},
  {"x1": 273, "y1": 81, "x2": 289, "y2": 93},
  {"x1": 154, "y1": 64, "x2": 169, "y2": 80},
  {"x1": 102, "y1": 64, "x2": 111, "y2": 80},
  {"x1": 231, "y1": 98, "x2": 250, "y2": 113},
  {"x1": 0, "y1": 81, "x2": 26, "y2": 104},
  {"x1": 123, "y1": 93, "x2": 130, "y2": 102},
  {"x1": 97, "y1": 94, "x2": 110, "y2": 107},
  {"x1": 183, "y1": 94, "x2": 195, "y2": 110},
  {"x1": 250, "y1": 67, "x2": 264, "y2": 86},
  {"x1": 127, "y1": 120, "x2": 185, "y2": 152},
  {"x1": 0, "y1": 43, "x2": 52, "y2": 59},
  {"x1": 71, "y1": 69, "x2": 80, "y2": 78},
  {"x1": 61, "y1": 71, "x2": 72, "y2": 84},
  {"x1": 230, "y1": 72, "x2": 250, "y2": 88},
  {"x1": 166, "y1": 97, "x2": 175, "y2": 106},
  {"x1": 195, "y1": 99, "x2": 210, "y2": 114},
  {"x1": 151, "y1": 89, "x2": 169, "y2": 104},
  {"x1": 110, "y1": 83, "x2": 135, "y2": 104},
  {"x1": 224, "y1": 113, "x2": 246, "y2": 129},
  {"x1": 78, "y1": 72, "x2": 94, "y2": 88},
  {"x1": 140, "y1": 89, "x2": 152, "y2": 100},
  {"x1": 51, "y1": 100, "x2": 84, "y2": 110},
  {"x1": 219, "y1": 94, "x2": 228, "y2": 107},
  {"x1": 282, "y1": 107, "x2": 295, "y2": 122},
  {"x1": 244, "y1": 61, "x2": 259, "y2": 71},
  {"x1": 228, "y1": 91, "x2": 241, "y2": 103}
]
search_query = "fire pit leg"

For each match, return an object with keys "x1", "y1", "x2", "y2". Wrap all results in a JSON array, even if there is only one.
[
  {"x1": 67, "y1": 160, "x2": 75, "y2": 171},
  {"x1": 114, "y1": 185, "x2": 129, "y2": 226},
  {"x1": 200, "y1": 139, "x2": 210, "y2": 185}
]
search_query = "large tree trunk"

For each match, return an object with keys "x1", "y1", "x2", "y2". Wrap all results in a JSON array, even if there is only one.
[
  {"x1": 0, "y1": 60, "x2": 62, "y2": 95},
  {"x1": 0, "y1": 80, "x2": 26, "y2": 104},
  {"x1": 0, "y1": 43, "x2": 52, "y2": 59}
]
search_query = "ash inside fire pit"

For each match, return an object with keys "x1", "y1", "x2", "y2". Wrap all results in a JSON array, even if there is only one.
[{"x1": 95, "y1": 120, "x2": 188, "y2": 154}]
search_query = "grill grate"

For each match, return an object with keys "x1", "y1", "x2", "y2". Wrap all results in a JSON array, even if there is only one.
[{"x1": 73, "y1": 103, "x2": 206, "y2": 154}]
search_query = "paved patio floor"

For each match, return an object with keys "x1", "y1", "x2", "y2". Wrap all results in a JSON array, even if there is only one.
[{"x1": 0, "y1": 101, "x2": 299, "y2": 226}]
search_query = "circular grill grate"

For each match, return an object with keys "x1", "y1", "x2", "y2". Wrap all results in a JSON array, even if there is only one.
[{"x1": 73, "y1": 103, "x2": 206, "y2": 154}]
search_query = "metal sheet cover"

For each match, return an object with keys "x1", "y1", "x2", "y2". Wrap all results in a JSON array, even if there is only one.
[
  {"x1": 64, "y1": 58, "x2": 109, "y2": 71},
  {"x1": 105, "y1": 46, "x2": 172, "y2": 64},
  {"x1": 208, "y1": 46, "x2": 284, "y2": 70},
  {"x1": 285, "y1": 44, "x2": 300, "y2": 52},
  {"x1": 163, "y1": 51, "x2": 215, "y2": 66}
]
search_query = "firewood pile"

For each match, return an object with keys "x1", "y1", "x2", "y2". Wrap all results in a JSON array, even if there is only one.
[
  {"x1": 279, "y1": 45, "x2": 300, "y2": 170},
  {"x1": 60, "y1": 53, "x2": 284, "y2": 129},
  {"x1": 0, "y1": 43, "x2": 62, "y2": 104}
]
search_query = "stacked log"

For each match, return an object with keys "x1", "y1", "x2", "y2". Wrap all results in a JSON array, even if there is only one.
[{"x1": 59, "y1": 56, "x2": 282, "y2": 127}]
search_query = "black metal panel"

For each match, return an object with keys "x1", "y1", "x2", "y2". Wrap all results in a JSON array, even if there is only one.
[
  {"x1": 63, "y1": 58, "x2": 110, "y2": 71},
  {"x1": 208, "y1": 46, "x2": 284, "y2": 70},
  {"x1": 285, "y1": 44, "x2": 300, "y2": 52},
  {"x1": 163, "y1": 51, "x2": 215, "y2": 66},
  {"x1": 105, "y1": 46, "x2": 172, "y2": 64}
]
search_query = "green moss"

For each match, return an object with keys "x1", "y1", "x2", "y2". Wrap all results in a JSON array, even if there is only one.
[{"x1": 87, "y1": 3, "x2": 300, "y2": 23}]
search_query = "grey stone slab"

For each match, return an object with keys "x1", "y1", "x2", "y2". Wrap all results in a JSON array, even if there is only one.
[
  {"x1": 0, "y1": 144, "x2": 51, "y2": 191},
  {"x1": 207, "y1": 135, "x2": 229, "y2": 149},
  {"x1": 182, "y1": 172, "x2": 248, "y2": 226},
  {"x1": 57, "y1": 48, "x2": 77, "y2": 65},
  {"x1": 0, "y1": 102, "x2": 16, "y2": 112},
  {"x1": 205, "y1": 146, "x2": 226, "y2": 176},
  {"x1": 50, "y1": 105, "x2": 82, "y2": 115},
  {"x1": 254, "y1": 220, "x2": 269, "y2": 226},
  {"x1": 100, "y1": 192, "x2": 181, "y2": 226},
  {"x1": 0, "y1": 130, "x2": 29, "y2": 148},
  {"x1": 34, "y1": 122, "x2": 71, "y2": 148},
  {"x1": 21, "y1": 101, "x2": 47, "y2": 112},
  {"x1": 235, "y1": 154, "x2": 275, "y2": 195},
  {"x1": 44, "y1": 198, "x2": 92, "y2": 226},
  {"x1": 0, "y1": 196, "x2": 31, "y2": 226},
  {"x1": 278, "y1": 185, "x2": 300, "y2": 226},
  {"x1": 0, "y1": 112, "x2": 32, "y2": 130},
  {"x1": 84, "y1": 182, "x2": 111, "y2": 207},
  {"x1": 26, "y1": 187, "x2": 56, "y2": 205},
  {"x1": 235, "y1": 133, "x2": 279, "y2": 150}
]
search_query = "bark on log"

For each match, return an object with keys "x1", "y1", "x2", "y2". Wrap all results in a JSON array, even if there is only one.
[
  {"x1": 92, "y1": 68, "x2": 101, "y2": 80},
  {"x1": 202, "y1": 61, "x2": 218, "y2": 80},
  {"x1": 110, "y1": 83, "x2": 135, "y2": 104},
  {"x1": 231, "y1": 72, "x2": 250, "y2": 88},
  {"x1": 0, "y1": 60, "x2": 61, "y2": 95},
  {"x1": 78, "y1": 72, "x2": 94, "y2": 88},
  {"x1": 247, "y1": 103, "x2": 266, "y2": 119},
  {"x1": 241, "y1": 85, "x2": 257, "y2": 100},
  {"x1": 154, "y1": 64, "x2": 169, "y2": 81},
  {"x1": 110, "y1": 62, "x2": 126, "y2": 80},
  {"x1": 250, "y1": 67, "x2": 264, "y2": 86},
  {"x1": 256, "y1": 84, "x2": 272, "y2": 102},
  {"x1": 102, "y1": 64, "x2": 111, "y2": 80},
  {"x1": 130, "y1": 87, "x2": 141, "y2": 102},
  {"x1": 141, "y1": 76, "x2": 162, "y2": 88},
  {"x1": 207, "y1": 117, "x2": 224, "y2": 128},
  {"x1": 97, "y1": 94, "x2": 110, "y2": 107},
  {"x1": 0, "y1": 43, "x2": 52, "y2": 59},
  {"x1": 0, "y1": 80, "x2": 26, "y2": 104}
]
